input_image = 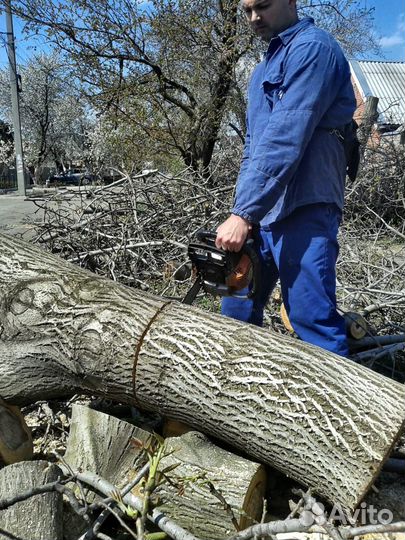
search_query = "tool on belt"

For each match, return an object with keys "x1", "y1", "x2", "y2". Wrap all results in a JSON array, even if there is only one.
[{"x1": 182, "y1": 230, "x2": 260, "y2": 305}]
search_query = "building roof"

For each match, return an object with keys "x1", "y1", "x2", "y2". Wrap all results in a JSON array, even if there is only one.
[{"x1": 349, "y1": 60, "x2": 405, "y2": 127}]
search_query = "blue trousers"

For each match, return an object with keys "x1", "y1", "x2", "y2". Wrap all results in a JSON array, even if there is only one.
[{"x1": 221, "y1": 203, "x2": 349, "y2": 357}]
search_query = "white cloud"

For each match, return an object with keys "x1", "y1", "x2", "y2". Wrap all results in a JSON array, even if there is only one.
[
  {"x1": 380, "y1": 34, "x2": 404, "y2": 47},
  {"x1": 380, "y1": 13, "x2": 405, "y2": 48}
]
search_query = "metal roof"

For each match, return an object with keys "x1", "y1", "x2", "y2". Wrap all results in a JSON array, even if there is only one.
[{"x1": 350, "y1": 60, "x2": 405, "y2": 126}]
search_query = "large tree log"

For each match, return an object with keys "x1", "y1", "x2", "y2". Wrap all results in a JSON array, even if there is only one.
[
  {"x1": 0, "y1": 232, "x2": 404, "y2": 514},
  {"x1": 0, "y1": 461, "x2": 63, "y2": 540}
]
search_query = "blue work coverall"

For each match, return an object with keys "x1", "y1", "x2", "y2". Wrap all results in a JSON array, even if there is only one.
[{"x1": 221, "y1": 17, "x2": 356, "y2": 357}]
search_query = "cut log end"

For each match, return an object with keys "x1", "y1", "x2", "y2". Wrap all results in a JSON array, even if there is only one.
[
  {"x1": 240, "y1": 464, "x2": 267, "y2": 529},
  {"x1": 162, "y1": 417, "x2": 193, "y2": 438},
  {"x1": 0, "y1": 398, "x2": 33, "y2": 465}
]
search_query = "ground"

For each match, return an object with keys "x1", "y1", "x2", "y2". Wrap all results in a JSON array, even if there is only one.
[{"x1": 0, "y1": 190, "x2": 43, "y2": 237}]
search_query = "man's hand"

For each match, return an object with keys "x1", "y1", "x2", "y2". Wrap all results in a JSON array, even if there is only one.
[{"x1": 215, "y1": 214, "x2": 251, "y2": 252}]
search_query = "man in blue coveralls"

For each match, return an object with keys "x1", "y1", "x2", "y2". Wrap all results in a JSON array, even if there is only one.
[{"x1": 215, "y1": 0, "x2": 356, "y2": 356}]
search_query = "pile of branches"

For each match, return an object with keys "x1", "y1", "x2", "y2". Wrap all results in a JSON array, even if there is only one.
[
  {"x1": 345, "y1": 137, "x2": 405, "y2": 230},
  {"x1": 32, "y1": 168, "x2": 232, "y2": 301},
  {"x1": 339, "y1": 138, "x2": 405, "y2": 378},
  {"x1": 337, "y1": 223, "x2": 405, "y2": 380}
]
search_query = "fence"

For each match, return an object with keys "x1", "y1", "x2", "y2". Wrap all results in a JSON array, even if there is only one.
[{"x1": 0, "y1": 167, "x2": 17, "y2": 191}]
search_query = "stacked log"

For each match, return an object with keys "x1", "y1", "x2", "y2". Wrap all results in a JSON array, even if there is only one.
[
  {"x1": 63, "y1": 406, "x2": 265, "y2": 539},
  {"x1": 0, "y1": 461, "x2": 63, "y2": 540},
  {"x1": 64, "y1": 404, "x2": 151, "y2": 493},
  {"x1": 157, "y1": 431, "x2": 266, "y2": 537}
]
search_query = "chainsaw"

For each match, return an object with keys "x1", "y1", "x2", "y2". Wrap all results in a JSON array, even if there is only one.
[{"x1": 182, "y1": 230, "x2": 260, "y2": 305}]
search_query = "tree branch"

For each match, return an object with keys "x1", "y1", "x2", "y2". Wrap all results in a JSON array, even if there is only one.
[{"x1": 58, "y1": 465, "x2": 200, "y2": 540}]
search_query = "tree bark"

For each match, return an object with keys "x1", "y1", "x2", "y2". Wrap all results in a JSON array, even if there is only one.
[
  {"x1": 0, "y1": 232, "x2": 164, "y2": 405},
  {"x1": 359, "y1": 96, "x2": 379, "y2": 148},
  {"x1": 0, "y1": 232, "x2": 404, "y2": 514},
  {"x1": 0, "y1": 461, "x2": 63, "y2": 540}
]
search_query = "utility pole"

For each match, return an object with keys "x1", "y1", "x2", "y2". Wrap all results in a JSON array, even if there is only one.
[{"x1": 5, "y1": 0, "x2": 25, "y2": 195}]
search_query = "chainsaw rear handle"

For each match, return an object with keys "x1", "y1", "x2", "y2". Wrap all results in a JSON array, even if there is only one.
[{"x1": 195, "y1": 229, "x2": 261, "y2": 299}]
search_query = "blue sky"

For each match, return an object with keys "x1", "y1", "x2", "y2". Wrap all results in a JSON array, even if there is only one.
[
  {"x1": 0, "y1": 1, "x2": 404, "y2": 68},
  {"x1": 0, "y1": 15, "x2": 45, "y2": 70},
  {"x1": 364, "y1": 0, "x2": 405, "y2": 61}
]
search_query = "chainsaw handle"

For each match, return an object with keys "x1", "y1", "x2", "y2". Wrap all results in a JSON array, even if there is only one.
[{"x1": 196, "y1": 229, "x2": 217, "y2": 244}]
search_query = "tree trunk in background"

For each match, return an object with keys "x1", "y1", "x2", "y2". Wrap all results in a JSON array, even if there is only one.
[
  {"x1": 359, "y1": 95, "x2": 379, "y2": 149},
  {"x1": 0, "y1": 232, "x2": 404, "y2": 514}
]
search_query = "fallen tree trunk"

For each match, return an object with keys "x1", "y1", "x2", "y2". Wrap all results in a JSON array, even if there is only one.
[{"x1": 0, "y1": 232, "x2": 404, "y2": 513}]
